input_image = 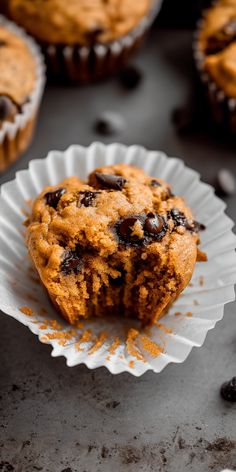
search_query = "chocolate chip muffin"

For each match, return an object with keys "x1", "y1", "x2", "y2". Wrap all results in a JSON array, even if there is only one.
[
  {"x1": 195, "y1": 0, "x2": 236, "y2": 132},
  {"x1": 0, "y1": 17, "x2": 45, "y2": 171},
  {"x1": 8, "y1": 0, "x2": 157, "y2": 82},
  {"x1": 26, "y1": 164, "x2": 205, "y2": 326}
]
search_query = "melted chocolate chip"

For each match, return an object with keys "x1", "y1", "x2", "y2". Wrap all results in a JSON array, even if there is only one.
[
  {"x1": 220, "y1": 377, "x2": 236, "y2": 402},
  {"x1": 169, "y1": 208, "x2": 188, "y2": 227},
  {"x1": 150, "y1": 179, "x2": 161, "y2": 187},
  {"x1": 206, "y1": 20, "x2": 236, "y2": 54},
  {"x1": 45, "y1": 188, "x2": 66, "y2": 209},
  {"x1": 144, "y1": 212, "x2": 164, "y2": 236},
  {"x1": 0, "y1": 95, "x2": 16, "y2": 121},
  {"x1": 118, "y1": 216, "x2": 142, "y2": 244},
  {"x1": 109, "y1": 268, "x2": 126, "y2": 286},
  {"x1": 85, "y1": 25, "x2": 105, "y2": 43},
  {"x1": 95, "y1": 172, "x2": 127, "y2": 190},
  {"x1": 60, "y1": 245, "x2": 82, "y2": 275},
  {"x1": 116, "y1": 213, "x2": 167, "y2": 246},
  {"x1": 79, "y1": 190, "x2": 100, "y2": 207},
  {"x1": 0, "y1": 40, "x2": 6, "y2": 47}
]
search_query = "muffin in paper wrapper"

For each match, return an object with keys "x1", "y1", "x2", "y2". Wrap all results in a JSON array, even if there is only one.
[
  {"x1": 0, "y1": 15, "x2": 45, "y2": 172},
  {"x1": 0, "y1": 142, "x2": 235, "y2": 376},
  {"x1": 193, "y1": 10, "x2": 236, "y2": 133}
]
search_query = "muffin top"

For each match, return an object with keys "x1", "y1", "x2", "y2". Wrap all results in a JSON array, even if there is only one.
[
  {"x1": 0, "y1": 24, "x2": 36, "y2": 128},
  {"x1": 8, "y1": 0, "x2": 151, "y2": 46},
  {"x1": 198, "y1": 0, "x2": 236, "y2": 97}
]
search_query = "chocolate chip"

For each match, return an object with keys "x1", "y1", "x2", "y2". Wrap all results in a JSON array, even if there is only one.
[
  {"x1": 109, "y1": 268, "x2": 126, "y2": 286},
  {"x1": 45, "y1": 188, "x2": 66, "y2": 209},
  {"x1": 169, "y1": 208, "x2": 188, "y2": 227},
  {"x1": 79, "y1": 190, "x2": 100, "y2": 207},
  {"x1": 117, "y1": 216, "x2": 143, "y2": 244},
  {"x1": 220, "y1": 377, "x2": 236, "y2": 402},
  {"x1": 144, "y1": 212, "x2": 164, "y2": 235},
  {"x1": 85, "y1": 25, "x2": 105, "y2": 43},
  {"x1": 118, "y1": 65, "x2": 142, "y2": 90},
  {"x1": 192, "y1": 221, "x2": 206, "y2": 232},
  {"x1": 95, "y1": 172, "x2": 127, "y2": 190},
  {"x1": 206, "y1": 20, "x2": 236, "y2": 54},
  {"x1": 60, "y1": 245, "x2": 82, "y2": 275},
  {"x1": 94, "y1": 111, "x2": 125, "y2": 136},
  {"x1": 215, "y1": 168, "x2": 236, "y2": 197},
  {"x1": 0, "y1": 95, "x2": 16, "y2": 121},
  {"x1": 0, "y1": 40, "x2": 6, "y2": 47},
  {"x1": 172, "y1": 106, "x2": 194, "y2": 133},
  {"x1": 150, "y1": 179, "x2": 161, "y2": 187}
]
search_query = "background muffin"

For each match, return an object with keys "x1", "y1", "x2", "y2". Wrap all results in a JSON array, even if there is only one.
[
  {"x1": 8, "y1": 0, "x2": 160, "y2": 83},
  {"x1": 0, "y1": 16, "x2": 45, "y2": 172},
  {"x1": 194, "y1": 0, "x2": 236, "y2": 133}
]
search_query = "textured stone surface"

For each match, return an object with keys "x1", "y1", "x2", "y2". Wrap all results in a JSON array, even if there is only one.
[{"x1": 0, "y1": 28, "x2": 236, "y2": 471}]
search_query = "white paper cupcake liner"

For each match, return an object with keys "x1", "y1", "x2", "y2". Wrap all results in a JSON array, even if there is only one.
[
  {"x1": 0, "y1": 15, "x2": 46, "y2": 170},
  {"x1": 43, "y1": 0, "x2": 162, "y2": 83},
  {"x1": 0, "y1": 143, "x2": 236, "y2": 376},
  {"x1": 193, "y1": 10, "x2": 236, "y2": 132}
]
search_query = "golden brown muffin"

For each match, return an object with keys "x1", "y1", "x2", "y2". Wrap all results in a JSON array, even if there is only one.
[
  {"x1": 26, "y1": 164, "x2": 205, "y2": 326},
  {"x1": 8, "y1": 0, "x2": 151, "y2": 45},
  {"x1": 0, "y1": 25, "x2": 36, "y2": 129},
  {"x1": 198, "y1": 0, "x2": 236, "y2": 97}
]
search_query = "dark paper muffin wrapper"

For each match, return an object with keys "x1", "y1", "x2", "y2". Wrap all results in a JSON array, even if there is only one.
[
  {"x1": 42, "y1": 0, "x2": 162, "y2": 83},
  {"x1": 193, "y1": 15, "x2": 236, "y2": 133},
  {"x1": 0, "y1": 15, "x2": 45, "y2": 172}
]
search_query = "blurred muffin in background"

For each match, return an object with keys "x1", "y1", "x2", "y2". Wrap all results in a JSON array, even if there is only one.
[
  {"x1": 0, "y1": 16, "x2": 45, "y2": 172},
  {"x1": 194, "y1": 0, "x2": 236, "y2": 133},
  {"x1": 8, "y1": 0, "x2": 161, "y2": 83}
]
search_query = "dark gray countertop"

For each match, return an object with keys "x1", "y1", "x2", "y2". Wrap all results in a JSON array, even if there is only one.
[{"x1": 0, "y1": 28, "x2": 236, "y2": 472}]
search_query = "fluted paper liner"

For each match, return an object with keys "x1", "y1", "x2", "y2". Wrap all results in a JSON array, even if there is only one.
[
  {"x1": 0, "y1": 143, "x2": 236, "y2": 376},
  {"x1": 0, "y1": 15, "x2": 45, "y2": 170}
]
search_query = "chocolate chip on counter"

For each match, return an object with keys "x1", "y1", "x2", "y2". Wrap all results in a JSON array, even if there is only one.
[
  {"x1": 95, "y1": 172, "x2": 127, "y2": 190},
  {"x1": 118, "y1": 65, "x2": 142, "y2": 90},
  {"x1": 144, "y1": 212, "x2": 164, "y2": 235},
  {"x1": 0, "y1": 95, "x2": 17, "y2": 121},
  {"x1": 214, "y1": 168, "x2": 236, "y2": 197},
  {"x1": 45, "y1": 188, "x2": 66, "y2": 209},
  {"x1": 60, "y1": 245, "x2": 82, "y2": 275},
  {"x1": 79, "y1": 190, "x2": 100, "y2": 207},
  {"x1": 150, "y1": 179, "x2": 162, "y2": 187},
  {"x1": 94, "y1": 111, "x2": 125, "y2": 136},
  {"x1": 169, "y1": 208, "x2": 188, "y2": 227},
  {"x1": 117, "y1": 216, "x2": 142, "y2": 244},
  {"x1": 220, "y1": 377, "x2": 236, "y2": 402}
]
